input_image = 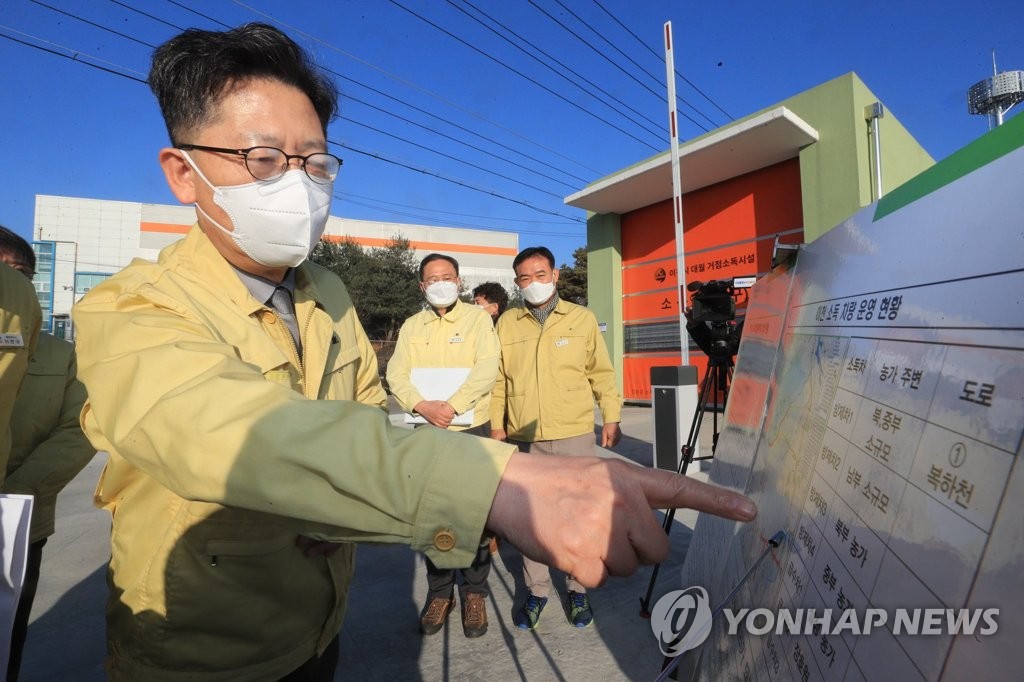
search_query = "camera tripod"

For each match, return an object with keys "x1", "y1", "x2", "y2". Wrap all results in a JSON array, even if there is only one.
[{"x1": 639, "y1": 353, "x2": 734, "y2": 619}]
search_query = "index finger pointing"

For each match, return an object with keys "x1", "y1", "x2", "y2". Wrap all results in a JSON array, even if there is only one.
[{"x1": 638, "y1": 468, "x2": 757, "y2": 521}]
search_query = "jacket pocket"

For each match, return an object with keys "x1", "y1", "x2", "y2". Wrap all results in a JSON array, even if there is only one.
[
  {"x1": 322, "y1": 345, "x2": 362, "y2": 399},
  {"x1": 549, "y1": 332, "x2": 588, "y2": 374},
  {"x1": 206, "y1": 534, "x2": 294, "y2": 558},
  {"x1": 161, "y1": 519, "x2": 335, "y2": 669},
  {"x1": 501, "y1": 337, "x2": 534, "y2": 397}
]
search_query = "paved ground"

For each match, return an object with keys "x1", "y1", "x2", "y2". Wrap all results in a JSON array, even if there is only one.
[{"x1": 20, "y1": 402, "x2": 718, "y2": 681}]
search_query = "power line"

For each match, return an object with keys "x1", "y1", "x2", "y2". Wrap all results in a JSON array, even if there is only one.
[
  {"x1": 109, "y1": 0, "x2": 184, "y2": 32},
  {"x1": 549, "y1": 0, "x2": 717, "y2": 129},
  {"x1": 342, "y1": 117, "x2": 565, "y2": 198},
  {"x1": 336, "y1": 142, "x2": 585, "y2": 223},
  {"x1": 163, "y1": 0, "x2": 231, "y2": 29},
  {"x1": 19, "y1": 0, "x2": 610, "y2": 221},
  {"x1": 525, "y1": 0, "x2": 709, "y2": 134},
  {"x1": 1, "y1": 21, "x2": 585, "y2": 225},
  {"x1": 29, "y1": 0, "x2": 155, "y2": 49},
  {"x1": 338, "y1": 190, "x2": 580, "y2": 226},
  {"x1": 448, "y1": 0, "x2": 666, "y2": 141},
  {"x1": 337, "y1": 194, "x2": 584, "y2": 237},
  {"x1": 343, "y1": 92, "x2": 577, "y2": 190},
  {"x1": 0, "y1": 27, "x2": 147, "y2": 83},
  {"x1": 386, "y1": 0, "x2": 663, "y2": 151},
  {"x1": 335, "y1": 73, "x2": 589, "y2": 185},
  {"x1": 230, "y1": 0, "x2": 605, "y2": 177},
  {"x1": 590, "y1": 0, "x2": 733, "y2": 121},
  {"x1": 112, "y1": 0, "x2": 588, "y2": 190}
]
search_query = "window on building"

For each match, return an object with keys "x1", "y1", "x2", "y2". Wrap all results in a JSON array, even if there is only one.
[
  {"x1": 32, "y1": 241, "x2": 56, "y2": 332},
  {"x1": 75, "y1": 272, "x2": 111, "y2": 296}
]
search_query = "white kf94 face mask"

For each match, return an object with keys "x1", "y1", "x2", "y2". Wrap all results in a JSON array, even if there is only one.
[
  {"x1": 521, "y1": 280, "x2": 556, "y2": 305},
  {"x1": 182, "y1": 151, "x2": 332, "y2": 268},
  {"x1": 424, "y1": 280, "x2": 459, "y2": 307}
]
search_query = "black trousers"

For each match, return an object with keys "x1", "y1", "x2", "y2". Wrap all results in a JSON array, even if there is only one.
[
  {"x1": 425, "y1": 540, "x2": 492, "y2": 600},
  {"x1": 7, "y1": 538, "x2": 45, "y2": 682},
  {"x1": 278, "y1": 636, "x2": 340, "y2": 682}
]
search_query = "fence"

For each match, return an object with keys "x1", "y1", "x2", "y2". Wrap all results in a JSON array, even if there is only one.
[{"x1": 371, "y1": 339, "x2": 397, "y2": 391}]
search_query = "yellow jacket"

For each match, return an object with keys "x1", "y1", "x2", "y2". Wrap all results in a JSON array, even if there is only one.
[
  {"x1": 5, "y1": 332, "x2": 95, "y2": 544},
  {"x1": 386, "y1": 300, "x2": 499, "y2": 429},
  {"x1": 72, "y1": 227, "x2": 515, "y2": 680},
  {"x1": 491, "y1": 299, "x2": 621, "y2": 442},
  {"x1": 1, "y1": 262, "x2": 41, "y2": 479}
]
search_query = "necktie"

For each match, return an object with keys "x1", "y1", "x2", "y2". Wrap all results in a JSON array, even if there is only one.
[{"x1": 268, "y1": 286, "x2": 302, "y2": 357}]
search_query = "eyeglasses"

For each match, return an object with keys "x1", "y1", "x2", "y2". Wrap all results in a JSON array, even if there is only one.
[{"x1": 177, "y1": 144, "x2": 343, "y2": 184}]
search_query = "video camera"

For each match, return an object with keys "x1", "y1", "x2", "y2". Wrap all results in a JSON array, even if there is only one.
[
  {"x1": 684, "y1": 277, "x2": 753, "y2": 358},
  {"x1": 687, "y1": 279, "x2": 737, "y2": 323}
]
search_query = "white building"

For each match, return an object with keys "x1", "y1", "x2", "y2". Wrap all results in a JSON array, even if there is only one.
[{"x1": 31, "y1": 194, "x2": 518, "y2": 336}]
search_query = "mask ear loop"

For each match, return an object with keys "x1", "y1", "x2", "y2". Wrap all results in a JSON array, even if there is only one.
[{"x1": 178, "y1": 150, "x2": 238, "y2": 240}]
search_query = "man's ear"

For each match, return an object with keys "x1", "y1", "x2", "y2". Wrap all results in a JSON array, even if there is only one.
[
  {"x1": 551, "y1": 268, "x2": 560, "y2": 283},
  {"x1": 159, "y1": 148, "x2": 197, "y2": 204}
]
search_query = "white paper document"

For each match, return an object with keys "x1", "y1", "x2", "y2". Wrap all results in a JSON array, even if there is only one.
[
  {"x1": 404, "y1": 367, "x2": 474, "y2": 426},
  {"x1": 1, "y1": 493, "x2": 33, "y2": 674}
]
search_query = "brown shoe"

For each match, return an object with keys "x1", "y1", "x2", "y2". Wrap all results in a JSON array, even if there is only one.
[
  {"x1": 420, "y1": 596, "x2": 455, "y2": 635},
  {"x1": 488, "y1": 536, "x2": 499, "y2": 555},
  {"x1": 462, "y1": 592, "x2": 489, "y2": 638}
]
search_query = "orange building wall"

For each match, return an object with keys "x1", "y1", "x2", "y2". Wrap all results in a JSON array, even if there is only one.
[{"x1": 620, "y1": 158, "x2": 804, "y2": 401}]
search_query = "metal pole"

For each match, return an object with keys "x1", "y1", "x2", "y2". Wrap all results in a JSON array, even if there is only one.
[
  {"x1": 664, "y1": 21, "x2": 689, "y2": 364},
  {"x1": 865, "y1": 102, "x2": 884, "y2": 200},
  {"x1": 871, "y1": 115, "x2": 883, "y2": 199}
]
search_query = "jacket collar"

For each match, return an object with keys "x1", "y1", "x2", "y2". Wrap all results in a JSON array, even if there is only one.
[
  {"x1": 514, "y1": 297, "x2": 570, "y2": 321},
  {"x1": 420, "y1": 298, "x2": 466, "y2": 324},
  {"x1": 171, "y1": 226, "x2": 324, "y2": 314}
]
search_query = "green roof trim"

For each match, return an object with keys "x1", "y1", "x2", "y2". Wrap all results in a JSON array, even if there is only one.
[{"x1": 874, "y1": 113, "x2": 1024, "y2": 221}]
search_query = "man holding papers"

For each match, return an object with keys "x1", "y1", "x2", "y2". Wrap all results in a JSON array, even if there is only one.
[{"x1": 386, "y1": 253, "x2": 500, "y2": 639}]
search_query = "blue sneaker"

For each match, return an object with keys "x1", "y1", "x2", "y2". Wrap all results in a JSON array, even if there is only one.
[
  {"x1": 566, "y1": 591, "x2": 593, "y2": 627},
  {"x1": 515, "y1": 594, "x2": 548, "y2": 630}
]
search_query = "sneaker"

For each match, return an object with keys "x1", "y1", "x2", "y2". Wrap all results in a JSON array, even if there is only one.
[
  {"x1": 461, "y1": 592, "x2": 489, "y2": 638},
  {"x1": 514, "y1": 594, "x2": 548, "y2": 630},
  {"x1": 565, "y1": 591, "x2": 593, "y2": 628},
  {"x1": 420, "y1": 596, "x2": 455, "y2": 635}
]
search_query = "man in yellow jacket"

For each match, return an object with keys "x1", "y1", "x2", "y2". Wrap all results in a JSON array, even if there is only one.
[
  {"x1": 387, "y1": 253, "x2": 500, "y2": 638},
  {"x1": 0, "y1": 257, "x2": 41, "y2": 479},
  {"x1": 490, "y1": 246, "x2": 623, "y2": 631},
  {"x1": 72, "y1": 23, "x2": 756, "y2": 680},
  {"x1": 0, "y1": 227, "x2": 96, "y2": 681}
]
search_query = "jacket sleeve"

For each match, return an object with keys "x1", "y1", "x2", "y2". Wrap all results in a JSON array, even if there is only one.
[
  {"x1": 4, "y1": 347, "x2": 96, "y2": 499},
  {"x1": 352, "y1": 313, "x2": 388, "y2": 411},
  {"x1": 384, "y1": 317, "x2": 423, "y2": 413},
  {"x1": 585, "y1": 314, "x2": 622, "y2": 424},
  {"x1": 447, "y1": 314, "x2": 500, "y2": 416},
  {"x1": 489, "y1": 318, "x2": 509, "y2": 431},
  {"x1": 1, "y1": 265, "x2": 41, "y2": 480},
  {"x1": 74, "y1": 287, "x2": 515, "y2": 568}
]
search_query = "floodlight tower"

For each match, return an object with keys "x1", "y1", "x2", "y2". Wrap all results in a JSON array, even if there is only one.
[{"x1": 968, "y1": 52, "x2": 1024, "y2": 127}]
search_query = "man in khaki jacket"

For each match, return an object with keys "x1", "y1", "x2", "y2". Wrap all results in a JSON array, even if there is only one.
[
  {"x1": 0, "y1": 227, "x2": 96, "y2": 681},
  {"x1": 73, "y1": 24, "x2": 756, "y2": 681},
  {"x1": 491, "y1": 246, "x2": 622, "y2": 631},
  {"x1": 0, "y1": 258, "x2": 41, "y2": 478},
  {"x1": 387, "y1": 253, "x2": 500, "y2": 638}
]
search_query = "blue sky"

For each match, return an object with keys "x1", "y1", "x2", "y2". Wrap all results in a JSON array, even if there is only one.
[{"x1": 1, "y1": 0, "x2": 1021, "y2": 268}]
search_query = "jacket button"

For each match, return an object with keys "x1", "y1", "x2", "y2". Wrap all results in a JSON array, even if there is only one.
[{"x1": 433, "y1": 529, "x2": 456, "y2": 551}]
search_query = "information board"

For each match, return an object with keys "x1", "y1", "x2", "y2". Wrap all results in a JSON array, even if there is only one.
[{"x1": 676, "y1": 117, "x2": 1024, "y2": 681}]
